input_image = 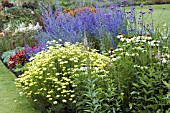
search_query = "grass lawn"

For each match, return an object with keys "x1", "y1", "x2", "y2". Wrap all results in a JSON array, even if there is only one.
[
  {"x1": 10, "y1": 0, "x2": 170, "y2": 26},
  {"x1": 0, "y1": 61, "x2": 40, "y2": 113},
  {"x1": 127, "y1": 4, "x2": 170, "y2": 27}
]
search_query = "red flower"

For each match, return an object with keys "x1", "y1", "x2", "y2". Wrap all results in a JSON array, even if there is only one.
[{"x1": 8, "y1": 49, "x2": 27, "y2": 69}]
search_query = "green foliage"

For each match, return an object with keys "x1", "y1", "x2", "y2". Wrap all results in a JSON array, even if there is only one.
[
  {"x1": 163, "y1": 81, "x2": 170, "y2": 89},
  {"x1": 75, "y1": 76, "x2": 120, "y2": 113},
  {"x1": 0, "y1": 2, "x2": 39, "y2": 52},
  {"x1": 15, "y1": 41, "x2": 110, "y2": 113},
  {"x1": 0, "y1": 32, "x2": 35, "y2": 52},
  {"x1": 108, "y1": 34, "x2": 170, "y2": 112},
  {"x1": 0, "y1": 33, "x2": 15, "y2": 51},
  {"x1": 0, "y1": 5, "x2": 34, "y2": 28},
  {"x1": 130, "y1": 65, "x2": 169, "y2": 113},
  {"x1": 1, "y1": 47, "x2": 24, "y2": 64}
]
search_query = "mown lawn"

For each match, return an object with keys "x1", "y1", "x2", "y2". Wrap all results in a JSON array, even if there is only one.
[
  {"x1": 0, "y1": 61, "x2": 39, "y2": 113},
  {"x1": 127, "y1": 4, "x2": 170, "y2": 27},
  {"x1": 13, "y1": 0, "x2": 170, "y2": 26}
]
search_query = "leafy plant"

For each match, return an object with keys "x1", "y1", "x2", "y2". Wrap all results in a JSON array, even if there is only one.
[
  {"x1": 1, "y1": 47, "x2": 24, "y2": 64},
  {"x1": 8, "y1": 49, "x2": 27, "y2": 69},
  {"x1": 0, "y1": 1, "x2": 41, "y2": 52},
  {"x1": 75, "y1": 76, "x2": 120, "y2": 113},
  {"x1": 108, "y1": 34, "x2": 170, "y2": 112}
]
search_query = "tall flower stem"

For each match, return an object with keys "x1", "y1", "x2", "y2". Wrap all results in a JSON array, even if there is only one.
[
  {"x1": 157, "y1": 43, "x2": 161, "y2": 61},
  {"x1": 83, "y1": 23, "x2": 88, "y2": 49},
  {"x1": 149, "y1": 45, "x2": 152, "y2": 60}
]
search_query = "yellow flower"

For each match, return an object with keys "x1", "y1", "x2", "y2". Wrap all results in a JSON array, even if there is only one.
[
  {"x1": 62, "y1": 99, "x2": 67, "y2": 103},
  {"x1": 49, "y1": 64, "x2": 53, "y2": 67},
  {"x1": 62, "y1": 86, "x2": 66, "y2": 89},
  {"x1": 52, "y1": 67, "x2": 56, "y2": 70},
  {"x1": 43, "y1": 68, "x2": 47, "y2": 71},
  {"x1": 73, "y1": 100, "x2": 76, "y2": 103},
  {"x1": 55, "y1": 73, "x2": 60, "y2": 76},
  {"x1": 72, "y1": 84, "x2": 77, "y2": 87},
  {"x1": 29, "y1": 83, "x2": 34, "y2": 86},
  {"x1": 46, "y1": 95, "x2": 51, "y2": 98},
  {"x1": 53, "y1": 101, "x2": 58, "y2": 104},
  {"x1": 57, "y1": 88, "x2": 61, "y2": 91},
  {"x1": 49, "y1": 98, "x2": 53, "y2": 100},
  {"x1": 71, "y1": 95, "x2": 75, "y2": 98},
  {"x1": 48, "y1": 91, "x2": 54, "y2": 94},
  {"x1": 39, "y1": 71, "x2": 43, "y2": 74},
  {"x1": 56, "y1": 95, "x2": 60, "y2": 98},
  {"x1": 34, "y1": 92, "x2": 40, "y2": 94}
]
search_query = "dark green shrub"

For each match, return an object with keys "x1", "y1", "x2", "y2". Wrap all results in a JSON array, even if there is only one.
[{"x1": 0, "y1": 32, "x2": 35, "y2": 52}]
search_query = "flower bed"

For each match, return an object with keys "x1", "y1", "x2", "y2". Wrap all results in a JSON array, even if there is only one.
[{"x1": 0, "y1": 0, "x2": 170, "y2": 113}]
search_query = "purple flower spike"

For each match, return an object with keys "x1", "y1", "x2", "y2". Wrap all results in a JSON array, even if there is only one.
[
  {"x1": 122, "y1": 0, "x2": 126, "y2": 2},
  {"x1": 132, "y1": 6, "x2": 136, "y2": 10},
  {"x1": 149, "y1": 6, "x2": 153, "y2": 11},
  {"x1": 104, "y1": 14, "x2": 111, "y2": 18},
  {"x1": 120, "y1": 5, "x2": 124, "y2": 7},
  {"x1": 162, "y1": 8, "x2": 166, "y2": 10},
  {"x1": 142, "y1": 12, "x2": 146, "y2": 15},
  {"x1": 140, "y1": 4, "x2": 144, "y2": 7}
]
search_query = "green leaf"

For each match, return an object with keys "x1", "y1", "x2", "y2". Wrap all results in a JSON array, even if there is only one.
[
  {"x1": 163, "y1": 81, "x2": 170, "y2": 89},
  {"x1": 86, "y1": 101, "x2": 93, "y2": 106},
  {"x1": 167, "y1": 100, "x2": 170, "y2": 104},
  {"x1": 145, "y1": 90, "x2": 154, "y2": 95},
  {"x1": 129, "y1": 103, "x2": 133, "y2": 109},
  {"x1": 83, "y1": 110, "x2": 92, "y2": 113},
  {"x1": 131, "y1": 91, "x2": 140, "y2": 95},
  {"x1": 140, "y1": 79, "x2": 150, "y2": 87},
  {"x1": 132, "y1": 83, "x2": 140, "y2": 88}
]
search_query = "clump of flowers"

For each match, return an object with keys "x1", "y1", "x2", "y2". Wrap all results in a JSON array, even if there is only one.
[
  {"x1": 2, "y1": 21, "x2": 41, "y2": 36},
  {"x1": 24, "y1": 44, "x2": 43, "y2": 61},
  {"x1": 33, "y1": 3, "x2": 127, "y2": 56},
  {"x1": 113, "y1": 34, "x2": 170, "y2": 64},
  {"x1": 8, "y1": 49, "x2": 27, "y2": 69},
  {"x1": 15, "y1": 41, "x2": 110, "y2": 112},
  {"x1": 14, "y1": 22, "x2": 42, "y2": 33},
  {"x1": 65, "y1": 7, "x2": 97, "y2": 16},
  {"x1": 1, "y1": 0, "x2": 14, "y2": 9}
]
